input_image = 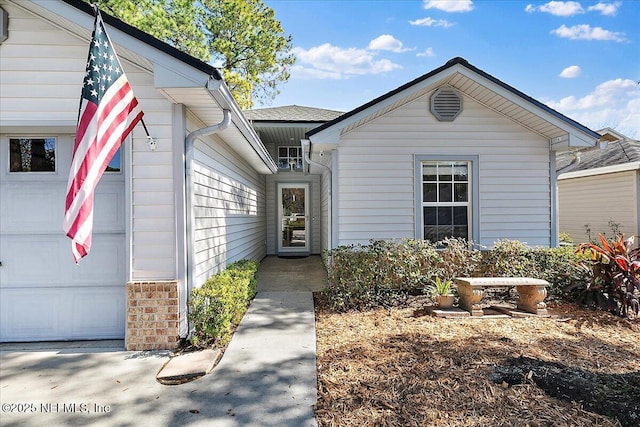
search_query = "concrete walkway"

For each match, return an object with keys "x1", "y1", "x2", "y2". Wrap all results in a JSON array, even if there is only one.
[{"x1": 0, "y1": 255, "x2": 327, "y2": 427}]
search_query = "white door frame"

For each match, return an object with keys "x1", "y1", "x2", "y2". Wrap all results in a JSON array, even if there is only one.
[{"x1": 277, "y1": 183, "x2": 310, "y2": 254}]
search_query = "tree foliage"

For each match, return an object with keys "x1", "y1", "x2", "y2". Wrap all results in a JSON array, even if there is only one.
[{"x1": 87, "y1": 0, "x2": 294, "y2": 108}]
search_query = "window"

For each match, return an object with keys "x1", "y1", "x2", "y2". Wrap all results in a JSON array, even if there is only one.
[
  {"x1": 9, "y1": 138, "x2": 56, "y2": 172},
  {"x1": 417, "y1": 157, "x2": 479, "y2": 243},
  {"x1": 278, "y1": 146, "x2": 303, "y2": 171},
  {"x1": 106, "y1": 147, "x2": 121, "y2": 172}
]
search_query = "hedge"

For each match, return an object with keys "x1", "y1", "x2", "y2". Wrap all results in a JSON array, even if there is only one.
[{"x1": 188, "y1": 259, "x2": 259, "y2": 347}]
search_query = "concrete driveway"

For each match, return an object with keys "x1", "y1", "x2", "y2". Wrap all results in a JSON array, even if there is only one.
[{"x1": 0, "y1": 256, "x2": 326, "y2": 426}]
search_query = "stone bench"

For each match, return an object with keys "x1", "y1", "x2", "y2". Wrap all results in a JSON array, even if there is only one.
[{"x1": 455, "y1": 277, "x2": 549, "y2": 317}]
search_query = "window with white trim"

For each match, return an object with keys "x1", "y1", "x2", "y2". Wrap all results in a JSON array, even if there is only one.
[
  {"x1": 278, "y1": 146, "x2": 303, "y2": 171},
  {"x1": 421, "y1": 160, "x2": 470, "y2": 242}
]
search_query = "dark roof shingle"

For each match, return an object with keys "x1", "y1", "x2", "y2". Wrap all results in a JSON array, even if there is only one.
[{"x1": 556, "y1": 138, "x2": 640, "y2": 171}]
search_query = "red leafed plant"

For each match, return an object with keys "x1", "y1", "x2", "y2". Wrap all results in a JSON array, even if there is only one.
[{"x1": 575, "y1": 233, "x2": 640, "y2": 317}]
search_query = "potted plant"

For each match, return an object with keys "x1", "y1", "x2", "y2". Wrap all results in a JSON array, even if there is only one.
[{"x1": 427, "y1": 277, "x2": 455, "y2": 309}]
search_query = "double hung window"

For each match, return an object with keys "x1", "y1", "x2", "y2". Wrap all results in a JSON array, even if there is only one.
[{"x1": 421, "y1": 160, "x2": 470, "y2": 242}]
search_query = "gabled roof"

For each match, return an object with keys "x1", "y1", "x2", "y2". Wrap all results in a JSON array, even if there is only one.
[
  {"x1": 244, "y1": 105, "x2": 343, "y2": 123},
  {"x1": 306, "y1": 57, "x2": 600, "y2": 150}
]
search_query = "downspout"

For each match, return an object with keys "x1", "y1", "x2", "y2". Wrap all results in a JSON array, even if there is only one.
[
  {"x1": 301, "y1": 139, "x2": 332, "y2": 251},
  {"x1": 556, "y1": 151, "x2": 581, "y2": 175},
  {"x1": 184, "y1": 109, "x2": 231, "y2": 305},
  {"x1": 553, "y1": 140, "x2": 609, "y2": 247}
]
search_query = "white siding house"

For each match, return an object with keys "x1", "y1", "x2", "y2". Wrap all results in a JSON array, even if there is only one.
[
  {"x1": 305, "y1": 58, "x2": 603, "y2": 250},
  {"x1": 0, "y1": 0, "x2": 276, "y2": 348}
]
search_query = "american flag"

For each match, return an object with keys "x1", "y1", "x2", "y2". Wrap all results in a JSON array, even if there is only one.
[{"x1": 63, "y1": 11, "x2": 143, "y2": 263}]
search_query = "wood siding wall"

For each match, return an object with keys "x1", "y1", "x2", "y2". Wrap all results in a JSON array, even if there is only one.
[
  {"x1": 191, "y1": 133, "x2": 267, "y2": 286},
  {"x1": 336, "y1": 94, "x2": 552, "y2": 247},
  {"x1": 558, "y1": 170, "x2": 639, "y2": 244}
]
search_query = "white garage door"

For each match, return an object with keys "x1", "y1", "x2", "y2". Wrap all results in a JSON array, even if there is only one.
[{"x1": 0, "y1": 135, "x2": 126, "y2": 342}]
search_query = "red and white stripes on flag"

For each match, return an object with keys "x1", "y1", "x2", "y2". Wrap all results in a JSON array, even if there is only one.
[{"x1": 63, "y1": 11, "x2": 143, "y2": 263}]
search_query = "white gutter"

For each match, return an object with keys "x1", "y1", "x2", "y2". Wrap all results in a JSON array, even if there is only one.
[
  {"x1": 301, "y1": 139, "x2": 332, "y2": 251},
  {"x1": 184, "y1": 109, "x2": 231, "y2": 300}
]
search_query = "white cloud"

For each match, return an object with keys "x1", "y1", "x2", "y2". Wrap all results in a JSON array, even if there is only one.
[
  {"x1": 409, "y1": 17, "x2": 455, "y2": 28},
  {"x1": 289, "y1": 65, "x2": 343, "y2": 80},
  {"x1": 545, "y1": 78, "x2": 640, "y2": 135},
  {"x1": 551, "y1": 24, "x2": 626, "y2": 42},
  {"x1": 525, "y1": 1, "x2": 584, "y2": 16},
  {"x1": 292, "y1": 43, "x2": 402, "y2": 80},
  {"x1": 422, "y1": 0, "x2": 473, "y2": 13},
  {"x1": 559, "y1": 65, "x2": 582, "y2": 78},
  {"x1": 368, "y1": 35, "x2": 414, "y2": 53},
  {"x1": 417, "y1": 48, "x2": 436, "y2": 57},
  {"x1": 587, "y1": 2, "x2": 621, "y2": 16}
]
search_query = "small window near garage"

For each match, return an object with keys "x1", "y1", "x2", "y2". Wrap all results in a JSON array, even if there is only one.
[
  {"x1": 422, "y1": 160, "x2": 470, "y2": 241},
  {"x1": 278, "y1": 146, "x2": 303, "y2": 171},
  {"x1": 9, "y1": 138, "x2": 56, "y2": 172}
]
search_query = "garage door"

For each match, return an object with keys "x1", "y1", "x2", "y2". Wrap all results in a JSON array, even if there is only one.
[{"x1": 0, "y1": 135, "x2": 126, "y2": 342}]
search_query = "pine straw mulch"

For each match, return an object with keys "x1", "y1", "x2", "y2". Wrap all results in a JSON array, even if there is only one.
[{"x1": 314, "y1": 296, "x2": 640, "y2": 427}]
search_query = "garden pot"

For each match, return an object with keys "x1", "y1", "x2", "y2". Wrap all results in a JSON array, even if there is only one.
[{"x1": 436, "y1": 295, "x2": 455, "y2": 309}]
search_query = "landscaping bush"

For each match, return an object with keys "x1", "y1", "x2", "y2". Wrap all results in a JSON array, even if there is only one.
[
  {"x1": 437, "y1": 237, "x2": 482, "y2": 282},
  {"x1": 323, "y1": 238, "x2": 590, "y2": 312},
  {"x1": 480, "y1": 240, "x2": 590, "y2": 301},
  {"x1": 188, "y1": 259, "x2": 259, "y2": 348},
  {"x1": 323, "y1": 239, "x2": 440, "y2": 311},
  {"x1": 531, "y1": 245, "x2": 590, "y2": 301},
  {"x1": 479, "y1": 239, "x2": 537, "y2": 277}
]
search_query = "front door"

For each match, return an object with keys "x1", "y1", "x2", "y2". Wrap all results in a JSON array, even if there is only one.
[{"x1": 278, "y1": 184, "x2": 309, "y2": 254}]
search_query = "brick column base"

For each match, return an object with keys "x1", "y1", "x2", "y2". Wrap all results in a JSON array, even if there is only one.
[{"x1": 125, "y1": 281, "x2": 180, "y2": 351}]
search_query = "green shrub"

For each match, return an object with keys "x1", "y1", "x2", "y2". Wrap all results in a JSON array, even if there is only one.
[
  {"x1": 323, "y1": 239, "x2": 441, "y2": 311},
  {"x1": 480, "y1": 240, "x2": 589, "y2": 301},
  {"x1": 323, "y1": 238, "x2": 590, "y2": 312},
  {"x1": 480, "y1": 239, "x2": 537, "y2": 277},
  {"x1": 188, "y1": 259, "x2": 259, "y2": 348},
  {"x1": 437, "y1": 237, "x2": 482, "y2": 282},
  {"x1": 531, "y1": 245, "x2": 590, "y2": 301}
]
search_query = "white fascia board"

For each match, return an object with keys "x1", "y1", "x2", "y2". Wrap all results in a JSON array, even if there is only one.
[
  {"x1": 454, "y1": 66, "x2": 598, "y2": 148},
  {"x1": 308, "y1": 67, "x2": 459, "y2": 146},
  {"x1": 558, "y1": 161, "x2": 640, "y2": 180},
  {"x1": 206, "y1": 79, "x2": 278, "y2": 174}
]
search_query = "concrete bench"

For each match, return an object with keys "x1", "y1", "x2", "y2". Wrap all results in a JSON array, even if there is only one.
[{"x1": 455, "y1": 277, "x2": 549, "y2": 317}]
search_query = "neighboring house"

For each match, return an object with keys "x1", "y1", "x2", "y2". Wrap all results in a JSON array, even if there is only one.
[
  {"x1": 557, "y1": 128, "x2": 640, "y2": 245},
  {"x1": 0, "y1": 0, "x2": 276, "y2": 348},
  {"x1": 244, "y1": 105, "x2": 342, "y2": 256},
  {"x1": 303, "y1": 57, "x2": 603, "y2": 251}
]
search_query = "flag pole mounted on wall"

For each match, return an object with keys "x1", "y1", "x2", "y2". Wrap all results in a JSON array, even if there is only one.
[{"x1": 63, "y1": 4, "x2": 147, "y2": 263}]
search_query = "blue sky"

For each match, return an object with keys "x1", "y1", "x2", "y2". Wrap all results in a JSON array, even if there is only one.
[{"x1": 263, "y1": 0, "x2": 639, "y2": 136}]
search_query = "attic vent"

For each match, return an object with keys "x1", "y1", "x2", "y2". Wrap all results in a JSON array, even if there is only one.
[{"x1": 430, "y1": 87, "x2": 462, "y2": 122}]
